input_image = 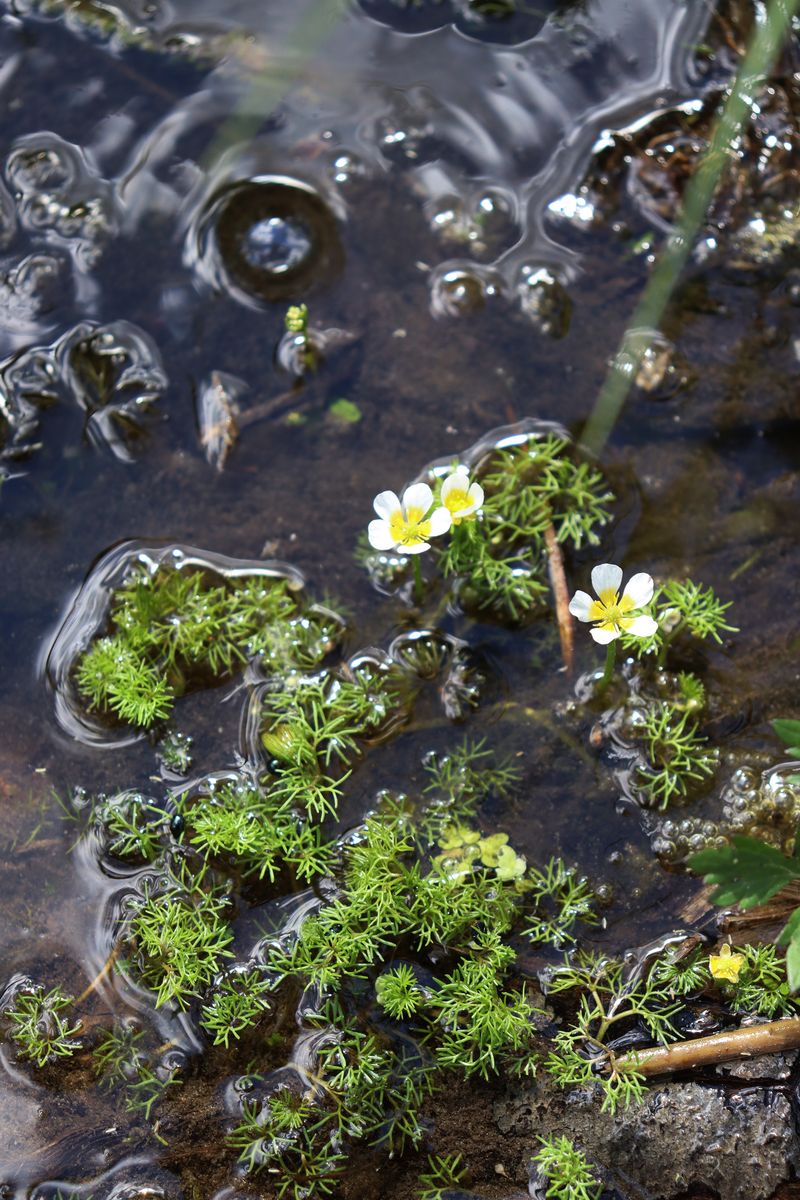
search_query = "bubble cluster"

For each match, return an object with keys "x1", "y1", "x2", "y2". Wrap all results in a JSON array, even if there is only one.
[
  {"x1": 5, "y1": 132, "x2": 117, "y2": 270},
  {"x1": 651, "y1": 763, "x2": 800, "y2": 864},
  {"x1": 650, "y1": 816, "x2": 726, "y2": 864}
]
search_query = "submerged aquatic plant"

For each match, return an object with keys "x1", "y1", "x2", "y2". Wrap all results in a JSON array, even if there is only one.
[
  {"x1": 124, "y1": 866, "x2": 234, "y2": 1009},
  {"x1": 74, "y1": 563, "x2": 339, "y2": 729},
  {"x1": 618, "y1": 577, "x2": 737, "y2": 663},
  {"x1": 2, "y1": 984, "x2": 81, "y2": 1068},
  {"x1": 524, "y1": 857, "x2": 598, "y2": 947},
  {"x1": 634, "y1": 702, "x2": 717, "y2": 809},
  {"x1": 362, "y1": 432, "x2": 614, "y2": 621},
  {"x1": 543, "y1": 953, "x2": 683, "y2": 1113},
  {"x1": 36, "y1": 417, "x2": 760, "y2": 1194},
  {"x1": 94, "y1": 1023, "x2": 180, "y2": 1121},
  {"x1": 200, "y1": 968, "x2": 275, "y2": 1046}
]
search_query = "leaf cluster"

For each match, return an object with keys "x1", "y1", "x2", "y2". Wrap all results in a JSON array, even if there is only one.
[
  {"x1": 186, "y1": 778, "x2": 335, "y2": 882},
  {"x1": 318, "y1": 1031, "x2": 435, "y2": 1150},
  {"x1": 544, "y1": 954, "x2": 682, "y2": 1113},
  {"x1": 230, "y1": 1032, "x2": 433, "y2": 1194},
  {"x1": 200, "y1": 969, "x2": 275, "y2": 1046},
  {"x1": 635, "y1": 702, "x2": 717, "y2": 809},
  {"x1": 438, "y1": 436, "x2": 613, "y2": 620},
  {"x1": 524, "y1": 857, "x2": 598, "y2": 947},
  {"x1": 269, "y1": 812, "x2": 538, "y2": 1079},
  {"x1": 259, "y1": 666, "x2": 407, "y2": 822},
  {"x1": 94, "y1": 1023, "x2": 180, "y2": 1119},
  {"x1": 620, "y1": 578, "x2": 736, "y2": 661},
  {"x1": 419, "y1": 737, "x2": 520, "y2": 844},
  {"x1": 125, "y1": 866, "x2": 234, "y2": 1009},
  {"x1": 75, "y1": 564, "x2": 340, "y2": 728},
  {"x1": 690, "y1": 835, "x2": 800, "y2": 989},
  {"x1": 2, "y1": 984, "x2": 81, "y2": 1068},
  {"x1": 92, "y1": 791, "x2": 169, "y2": 862},
  {"x1": 531, "y1": 1135, "x2": 602, "y2": 1200},
  {"x1": 230, "y1": 1095, "x2": 345, "y2": 1198},
  {"x1": 417, "y1": 1153, "x2": 466, "y2": 1200}
]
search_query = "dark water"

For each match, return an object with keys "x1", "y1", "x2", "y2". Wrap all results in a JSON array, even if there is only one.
[{"x1": 1, "y1": 0, "x2": 799, "y2": 1196}]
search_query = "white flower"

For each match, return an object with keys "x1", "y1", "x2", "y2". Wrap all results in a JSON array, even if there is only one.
[
  {"x1": 569, "y1": 563, "x2": 659, "y2": 644},
  {"x1": 440, "y1": 467, "x2": 484, "y2": 525},
  {"x1": 367, "y1": 482, "x2": 451, "y2": 555}
]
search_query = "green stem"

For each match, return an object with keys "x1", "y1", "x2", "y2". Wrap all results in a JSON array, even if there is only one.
[
  {"x1": 656, "y1": 617, "x2": 686, "y2": 667},
  {"x1": 580, "y1": 0, "x2": 800, "y2": 456},
  {"x1": 412, "y1": 556, "x2": 424, "y2": 607},
  {"x1": 598, "y1": 641, "x2": 617, "y2": 694}
]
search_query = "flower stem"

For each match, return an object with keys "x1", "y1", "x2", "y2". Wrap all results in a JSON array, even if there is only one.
[
  {"x1": 412, "y1": 556, "x2": 424, "y2": 606},
  {"x1": 656, "y1": 617, "x2": 685, "y2": 667},
  {"x1": 598, "y1": 640, "x2": 616, "y2": 694}
]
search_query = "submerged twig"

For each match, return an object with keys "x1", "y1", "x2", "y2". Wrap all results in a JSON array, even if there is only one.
[
  {"x1": 237, "y1": 387, "x2": 306, "y2": 429},
  {"x1": 77, "y1": 945, "x2": 122, "y2": 1004},
  {"x1": 544, "y1": 522, "x2": 574, "y2": 673},
  {"x1": 616, "y1": 1016, "x2": 800, "y2": 1078}
]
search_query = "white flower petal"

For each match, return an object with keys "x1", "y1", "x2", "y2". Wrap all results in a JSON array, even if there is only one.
[
  {"x1": 373, "y1": 490, "x2": 401, "y2": 521},
  {"x1": 440, "y1": 475, "x2": 459, "y2": 504},
  {"x1": 441, "y1": 469, "x2": 468, "y2": 502},
  {"x1": 368, "y1": 519, "x2": 397, "y2": 551},
  {"x1": 403, "y1": 540, "x2": 431, "y2": 555},
  {"x1": 427, "y1": 506, "x2": 452, "y2": 538},
  {"x1": 622, "y1": 572, "x2": 654, "y2": 609},
  {"x1": 590, "y1": 625, "x2": 620, "y2": 644},
  {"x1": 468, "y1": 481, "x2": 484, "y2": 508},
  {"x1": 624, "y1": 614, "x2": 659, "y2": 638},
  {"x1": 401, "y1": 482, "x2": 433, "y2": 518},
  {"x1": 568, "y1": 591, "x2": 594, "y2": 622},
  {"x1": 591, "y1": 563, "x2": 623, "y2": 599}
]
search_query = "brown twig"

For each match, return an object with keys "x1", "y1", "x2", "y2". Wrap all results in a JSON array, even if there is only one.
[
  {"x1": 76, "y1": 945, "x2": 121, "y2": 1004},
  {"x1": 616, "y1": 1016, "x2": 800, "y2": 1078},
  {"x1": 237, "y1": 387, "x2": 306, "y2": 429},
  {"x1": 544, "y1": 522, "x2": 574, "y2": 673}
]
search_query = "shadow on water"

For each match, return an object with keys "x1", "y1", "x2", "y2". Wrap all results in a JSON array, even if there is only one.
[{"x1": 1, "y1": 0, "x2": 800, "y2": 1196}]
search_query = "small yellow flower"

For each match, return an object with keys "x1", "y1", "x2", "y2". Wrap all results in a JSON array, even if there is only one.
[
  {"x1": 709, "y1": 943, "x2": 745, "y2": 983},
  {"x1": 568, "y1": 563, "x2": 659, "y2": 644},
  {"x1": 368, "y1": 483, "x2": 451, "y2": 555},
  {"x1": 440, "y1": 467, "x2": 484, "y2": 525}
]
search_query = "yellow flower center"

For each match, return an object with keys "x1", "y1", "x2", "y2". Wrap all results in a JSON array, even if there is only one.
[
  {"x1": 444, "y1": 485, "x2": 470, "y2": 514},
  {"x1": 389, "y1": 506, "x2": 431, "y2": 548},
  {"x1": 588, "y1": 588, "x2": 637, "y2": 633},
  {"x1": 443, "y1": 484, "x2": 475, "y2": 526}
]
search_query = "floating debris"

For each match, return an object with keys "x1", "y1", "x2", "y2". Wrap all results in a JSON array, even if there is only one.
[{"x1": 195, "y1": 369, "x2": 247, "y2": 471}]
